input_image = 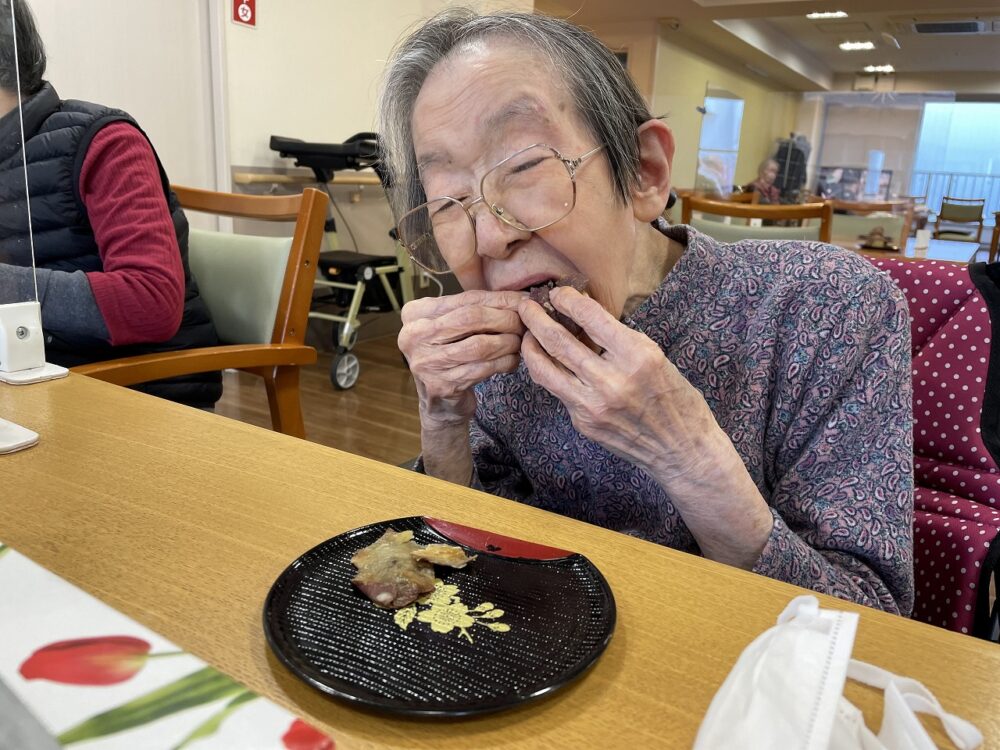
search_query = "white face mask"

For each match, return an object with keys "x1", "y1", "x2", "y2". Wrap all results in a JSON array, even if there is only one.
[{"x1": 694, "y1": 596, "x2": 983, "y2": 750}]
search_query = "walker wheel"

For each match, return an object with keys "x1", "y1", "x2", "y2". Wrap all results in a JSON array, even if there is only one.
[
  {"x1": 332, "y1": 322, "x2": 359, "y2": 351},
  {"x1": 331, "y1": 351, "x2": 360, "y2": 390}
]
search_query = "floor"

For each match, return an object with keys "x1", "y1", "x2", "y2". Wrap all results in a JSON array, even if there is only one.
[{"x1": 214, "y1": 336, "x2": 421, "y2": 466}]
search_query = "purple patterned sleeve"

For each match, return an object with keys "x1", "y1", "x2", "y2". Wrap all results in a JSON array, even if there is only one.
[{"x1": 752, "y1": 271, "x2": 914, "y2": 615}]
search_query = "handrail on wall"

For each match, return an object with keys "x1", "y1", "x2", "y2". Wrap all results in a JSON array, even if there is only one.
[{"x1": 232, "y1": 171, "x2": 382, "y2": 187}]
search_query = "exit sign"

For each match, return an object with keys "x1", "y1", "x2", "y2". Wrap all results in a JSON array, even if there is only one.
[{"x1": 233, "y1": 0, "x2": 256, "y2": 28}]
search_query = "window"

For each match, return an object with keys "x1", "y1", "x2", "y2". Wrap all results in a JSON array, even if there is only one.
[
  {"x1": 694, "y1": 90, "x2": 744, "y2": 195},
  {"x1": 910, "y1": 101, "x2": 1000, "y2": 217}
]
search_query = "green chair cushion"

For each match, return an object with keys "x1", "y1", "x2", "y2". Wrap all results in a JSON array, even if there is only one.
[
  {"x1": 936, "y1": 231, "x2": 979, "y2": 243},
  {"x1": 187, "y1": 228, "x2": 293, "y2": 345}
]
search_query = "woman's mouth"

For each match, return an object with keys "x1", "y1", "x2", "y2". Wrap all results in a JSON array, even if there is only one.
[{"x1": 525, "y1": 273, "x2": 589, "y2": 335}]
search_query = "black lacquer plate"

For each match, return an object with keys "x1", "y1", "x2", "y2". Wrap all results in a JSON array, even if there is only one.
[{"x1": 263, "y1": 516, "x2": 616, "y2": 716}]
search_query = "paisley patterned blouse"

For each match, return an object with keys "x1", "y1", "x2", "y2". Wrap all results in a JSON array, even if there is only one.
[{"x1": 468, "y1": 223, "x2": 915, "y2": 615}]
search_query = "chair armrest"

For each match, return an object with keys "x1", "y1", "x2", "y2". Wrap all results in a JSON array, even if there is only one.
[{"x1": 72, "y1": 344, "x2": 317, "y2": 386}]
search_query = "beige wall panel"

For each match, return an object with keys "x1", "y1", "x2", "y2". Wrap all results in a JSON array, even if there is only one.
[
  {"x1": 652, "y1": 35, "x2": 800, "y2": 190},
  {"x1": 224, "y1": 0, "x2": 533, "y2": 170}
]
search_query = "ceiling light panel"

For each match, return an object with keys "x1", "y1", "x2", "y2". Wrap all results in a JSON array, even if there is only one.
[
  {"x1": 839, "y1": 41, "x2": 876, "y2": 50},
  {"x1": 807, "y1": 11, "x2": 848, "y2": 19},
  {"x1": 863, "y1": 64, "x2": 895, "y2": 73}
]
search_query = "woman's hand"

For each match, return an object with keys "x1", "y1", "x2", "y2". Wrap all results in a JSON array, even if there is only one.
[
  {"x1": 519, "y1": 286, "x2": 714, "y2": 474},
  {"x1": 519, "y1": 286, "x2": 774, "y2": 567},
  {"x1": 399, "y1": 290, "x2": 526, "y2": 486},
  {"x1": 399, "y1": 290, "x2": 526, "y2": 427}
]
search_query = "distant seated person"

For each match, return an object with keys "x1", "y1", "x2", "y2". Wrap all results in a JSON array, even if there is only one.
[
  {"x1": 745, "y1": 158, "x2": 781, "y2": 204},
  {"x1": 383, "y1": 9, "x2": 914, "y2": 616},
  {"x1": 0, "y1": 0, "x2": 220, "y2": 407}
]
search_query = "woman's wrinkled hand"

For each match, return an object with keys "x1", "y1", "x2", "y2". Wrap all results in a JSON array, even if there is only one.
[
  {"x1": 518, "y1": 286, "x2": 722, "y2": 480},
  {"x1": 399, "y1": 290, "x2": 527, "y2": 430}
]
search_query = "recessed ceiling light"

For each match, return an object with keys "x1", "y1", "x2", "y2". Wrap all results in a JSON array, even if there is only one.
[
  {"x1": 840, "y1": 41, "x2": 876, "y2": 51},
  {"x1": 807, "y1": 11, "x2": 848, "y2": 19},
  {"x1": 863, "y1": 64, "x2": 895, "y2": 74}
]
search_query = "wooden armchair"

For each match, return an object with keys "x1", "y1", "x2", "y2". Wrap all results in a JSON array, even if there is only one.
[
  {"x1": 74, "y1": 186, "x2": 329, "y2": 439},
  {"x1": 935, "y1": 196, "x2": 986, "y2": 243},
  {"x1": 681, "y1": 195, "x2": 833, "y2": 243}
]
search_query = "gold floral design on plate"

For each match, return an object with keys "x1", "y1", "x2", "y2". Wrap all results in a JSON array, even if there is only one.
[{"x1": 393, "y1": 579, "x2": 510, "y2": 643}]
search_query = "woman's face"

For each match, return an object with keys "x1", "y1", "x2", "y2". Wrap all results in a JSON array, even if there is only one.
[
  {"x1": 760, "y1": 161, "x2": 779, "y2": 185},
  {"x1": 411, "y1": 40, "x2": 642, "y2": 319}
]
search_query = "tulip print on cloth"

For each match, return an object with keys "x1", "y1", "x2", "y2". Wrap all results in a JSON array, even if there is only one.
[{"x1": 0, "y1": 543, "x2": 335, "y2": 749}]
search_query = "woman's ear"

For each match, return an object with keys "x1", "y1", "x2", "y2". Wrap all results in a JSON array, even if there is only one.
[{"x1": 631, "y1": 119, "x2": 675, "y2": 223}]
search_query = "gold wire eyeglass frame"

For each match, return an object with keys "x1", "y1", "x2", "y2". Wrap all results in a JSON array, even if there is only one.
[{"x1": 396, "y1": 143, "x2": 605, "y2": 275}]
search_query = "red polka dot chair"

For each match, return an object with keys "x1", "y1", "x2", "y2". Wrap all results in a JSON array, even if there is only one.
[{"x1": 867, "y1": 258, "x2": 1000, "y2": 638}]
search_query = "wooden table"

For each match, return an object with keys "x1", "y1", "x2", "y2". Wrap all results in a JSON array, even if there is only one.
[
  {"x1": 2, "y1": 375, "x2": 999, "y2": 749},
  {"x1": 843, "y1": 236, "x2": 979, "y2": 264}
]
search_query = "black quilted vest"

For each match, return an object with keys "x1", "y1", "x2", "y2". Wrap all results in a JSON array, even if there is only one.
[{"x1": 0, "y1": 83, "x2": 221, "y2": 407}]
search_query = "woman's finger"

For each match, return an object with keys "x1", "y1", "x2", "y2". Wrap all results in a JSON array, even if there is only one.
[
  {"x1": 402, "y1": 307, "x2": 524, "y2": 354},
  {"x1": 519, "y1": 298, "x2": 607, "y2": 384},
  {"x1": 547, "y1": 287, "x2": 635, "y2": 357},
  {"x1": 437, "y1": 333, "x2": 522, "y2": 367},
  {"x1": 432, "y1": 305, "x2": 526, "y2": 343},
  {"x1": 521, "y1": 331, "x2": 585, "y2": 404},
  {"x1": 401, "y1": 289, "x2": 527, "y2": 324},
  {"x1": 432, "y1": 353, "x2": 522, "y2": 395}
]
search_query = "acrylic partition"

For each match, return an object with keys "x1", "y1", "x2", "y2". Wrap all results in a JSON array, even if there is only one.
[
  {"x1": 0, "y1": 0, "x2": 42, "y2": 452},
  {"x1": 0, "y1": 0, "x2": 34, "y2": 311},
  {"x1": 0, "y1": 0, "x2": 59, "y2": 384}
]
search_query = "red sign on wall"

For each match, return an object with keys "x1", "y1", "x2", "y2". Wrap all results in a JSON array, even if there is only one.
[{"x1": 233, "y1": 0, "x2": 256, "y2": 28}]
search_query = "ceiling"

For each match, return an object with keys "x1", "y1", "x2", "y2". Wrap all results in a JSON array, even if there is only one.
[{"x1": 535, "y1": 0, "x2": 1000, "y2": 89}]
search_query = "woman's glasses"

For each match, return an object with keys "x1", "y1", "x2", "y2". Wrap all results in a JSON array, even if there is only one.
[{"x1": 396, "y1": 143, "x2": 604, "y2": 274}]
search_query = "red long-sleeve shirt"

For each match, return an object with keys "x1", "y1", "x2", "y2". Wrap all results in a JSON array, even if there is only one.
[{"x1": 80, "y1": 122, "x2": 185, "y2": 346}]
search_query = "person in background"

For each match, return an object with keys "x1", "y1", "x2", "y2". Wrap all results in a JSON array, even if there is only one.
[
  {"x1": 745, "y1": 157, "x2": 781, "y2": 204},
  {"x1": 380, "y1": 8, "x2": 914, "y2": 615},
  {"x1": 0, "y1": 0, "x2": 220, "y2": 407}
]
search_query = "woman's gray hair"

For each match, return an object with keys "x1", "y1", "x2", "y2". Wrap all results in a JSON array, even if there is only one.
[
  {"x1": 376, "y1": 8, "x2": 653, "y2": 221},
  {"x1": 758, "y1": 157, "x2": 779, "y2": 174},
  {"x1": 0, "y1": 0, "x2": 46, "y2": 96}
]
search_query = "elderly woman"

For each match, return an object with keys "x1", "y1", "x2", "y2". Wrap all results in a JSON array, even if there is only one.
[
  {"x1": 378, "y1": 10, "x2": 913, "y2": 615},
  {"x1": 746, "y1": 158, "x2": 781, "y2": 203}
]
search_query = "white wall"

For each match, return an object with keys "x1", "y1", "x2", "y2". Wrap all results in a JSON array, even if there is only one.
[
  {"x1": 28, "y1": 1, "x2": 218, "y2": 196},
  {"x1": 224, "y1": 0, "x2": 533, "y2": 170}
]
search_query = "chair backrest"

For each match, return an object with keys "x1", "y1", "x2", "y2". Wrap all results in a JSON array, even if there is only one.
[
  {"x1": 172, "y1": 186, "x2": 328, "y2": 346},
  {"x1": 867, "y1": 258, "x2": 1000, "y2": 638},
  {"x1": 723, "y1": 191, "x2": 760, "y2": 205},
  {"x1": 829, "y1": 198, "x2": 910, "y2": 214},
  {"x1": 681, "y1": 195, "x2": 833, "y2": 243},
  {"x1": 689, "y1": 217, "x2": 822, "y2": 243},
  {"x1": 938, "y1": 196, "x2": 985, "y2": 223}
]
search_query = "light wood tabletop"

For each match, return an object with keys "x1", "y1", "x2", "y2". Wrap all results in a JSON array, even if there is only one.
[{"x1": 2, "y1": 375, "x2": 998, "y2": 749}]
